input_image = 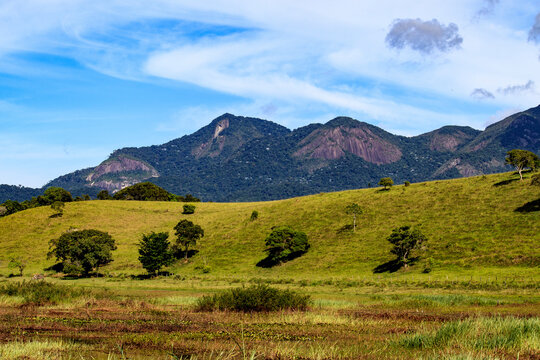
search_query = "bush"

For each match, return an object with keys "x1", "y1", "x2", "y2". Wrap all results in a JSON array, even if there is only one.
[
  {"x1": 404, "y1": 181, "x2": 411, "y2": 187},
  {"x1": 250, "y1": 210, "x2": 259, "y2": 221},
  {"x1": 531, "y1": 174, "x2": 540, "y2": 186},
  {"x1": 196, "y1": 284, "x2": 311, "y2": 312},
  {"x1": 97, "y1": 190, "x2": 112, "y2": 200},
  {"x1": 0, "y1": 281, "x2": 87, "y2": 305},
  {"x1": 182, "y1": 204, "x2": 196, "y2": 214}
]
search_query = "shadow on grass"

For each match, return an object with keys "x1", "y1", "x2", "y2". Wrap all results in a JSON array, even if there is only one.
[
  {"x1": 515, "y1": 198, "x2": 540, "y2": 213},
  {"x1": 256, "y1": 252, "x2": 306, "y2": 268},
  {"x1": 336, "y1": 224, "x2": 354, "y2": 234},
  {"x1": 493, "y1": 178, "x2": 519, "y2": 187},
  {"x1": 173, "y1": 249, "x2": 199, "y2": 260},
  {"x1": 48, "y1": 213, "x2": 63, "y2": 218},
  {"x1": 373, "y1": 257, "x2": 419, "y2": 273}
]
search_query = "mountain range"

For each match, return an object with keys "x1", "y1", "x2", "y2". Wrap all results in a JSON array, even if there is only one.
[{"x1": 2, "y1": 104, "x2": 539, "y2": 202}]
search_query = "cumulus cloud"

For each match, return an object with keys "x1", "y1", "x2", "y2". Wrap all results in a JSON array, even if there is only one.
[
  {"x1": 471, "y1": 88, "x2": 495, "y2": 99},
  {"x1": 385, "y1": 18, "x2": 463, "y2": 54},
  {"x1": 529, "y1": 13, "x2": 540, "y2": 43},
  {"x1": 497, "y1": 80, "x2": 535, "y2": 95}
]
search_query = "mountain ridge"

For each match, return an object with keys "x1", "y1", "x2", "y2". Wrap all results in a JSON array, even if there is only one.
[{"x1": 1, "y1": 105, "x2": 539, "y2": 202}]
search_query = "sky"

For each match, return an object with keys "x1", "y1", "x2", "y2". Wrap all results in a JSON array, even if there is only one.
[{"x1": 1, "y1": 0, "x2": 539, "y2": 188}]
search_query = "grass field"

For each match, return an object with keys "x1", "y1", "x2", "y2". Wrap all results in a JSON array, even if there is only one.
[{"x1": 0, "y1": 171, "x2": 538, "y2": 359}]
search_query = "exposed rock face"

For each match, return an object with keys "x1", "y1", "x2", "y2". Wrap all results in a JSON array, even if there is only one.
[
  {"x1": 85, "y1": 156, "x2": 159, "y2": 192},
  {"x1": 293, "y1": 126, "x2": 402, "y2": 164},
  {"x1": 192, "y1": 118, "x2": 230, "y2": 159},
  {"x1": 87, "y1": 156, "x2": 158, "y2": 182}
]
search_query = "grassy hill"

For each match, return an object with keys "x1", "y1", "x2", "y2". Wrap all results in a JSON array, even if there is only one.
[{"x1": 1, "y1": 171, "x2": 539, "y2": 281}]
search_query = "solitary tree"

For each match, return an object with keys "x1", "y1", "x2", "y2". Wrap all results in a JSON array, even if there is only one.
[
  {"x1": 386, "y1": 225, "x2": 427, "y2": 268},
  {"x1": 8, "y1": 257, "x2": 26, "y2": 277},
  {"x1": 50, "y1": 201, "x2": 64, "y2": 217},
  {"x1": 263, "y1": 226, "x2": 309, "y2": 265},
  {"x1": 345, "y1": 203, "x2": 363, "y2": 232},
  {"x1": 138, "y1": 232, "x2": 174, "y2": 276},
  {"x1": 505, "y1": 149, "x2": 540, "y2": 181},
  {"x1": 48, "y1": 229, "x2": 117, "y2": 276},
  {"x1": 174, "y1": 220, "x2": 204, "y2": 260},
  {"x1": 378, "y1": 177, "x2": 394, "y2": 190}
]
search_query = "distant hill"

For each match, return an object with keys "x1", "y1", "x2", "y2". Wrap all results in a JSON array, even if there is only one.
[
  {"x1": 0, "y1": 171, "x2": 538, "y2": 278},
  {"x1": 2, "y1": 105, "x2": 539, "y2": 202}
]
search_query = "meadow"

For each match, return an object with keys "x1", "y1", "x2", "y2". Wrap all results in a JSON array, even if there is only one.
[{"x1": 0, "y1": 171, "x2": 538, "y2": 359}]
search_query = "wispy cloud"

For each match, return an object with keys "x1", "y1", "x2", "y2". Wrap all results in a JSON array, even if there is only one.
[
  {"x1": 528, "y1": 13, "x2": 540, "y2": 44},
  {"x1": 497, "y1": 80, "x2": 535, "y2": 95},
  {"x1": 471, "y1": 88, "x2": 495, "y2": 99},
  {"x1": 475, "y1": 0, "x2": 499, "y2": 18}
]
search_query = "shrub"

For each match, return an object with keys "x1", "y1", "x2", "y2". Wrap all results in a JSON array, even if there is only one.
[
  {"x1": 196, "y1": 284, "x2": 311, "y2": 312},
  {"x1": 531, "y1": 174, "x2": 540, "y2": 186},
  {"x1": 0, "y1": 281, "x2": 87, "y2": 305},
  {"x1": 250, "y1": 210, "x2": 259, "y2": 221},
  {"x1": 97, "y1": 190, "x2": 112, "y2": 200},
  {"x1": 182, "y1": 204, "x2": 196, "y2": 214},
  {"x1": 404, "y1": 181, "x2": 411, "y2": 187}
]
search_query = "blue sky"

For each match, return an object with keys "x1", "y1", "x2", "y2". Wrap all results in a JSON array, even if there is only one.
[{"x1": 1, "y1": 0, "x2": 539, "y2": 187}]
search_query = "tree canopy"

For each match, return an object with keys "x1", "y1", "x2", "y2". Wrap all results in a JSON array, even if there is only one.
[
  {"x1": 378, "y1": 177, "x2": 394, "y2": 190},
  {"x1": 138, "y1": 232, "x2": 174, "y2": 276},
  {"x1": 263, "y1": 226, "x2": 309, "y2": 265},
  {"x1": 113, "y1": 182, "x2": 172, "y2": 201},
  {"x1": 505, "y1": 149, "x2": 540, "y2": 181},
  {"x1": 48, "y1": 229, "x2": 117, "y2": 276},
  {"x1": 386, "y1": 225, "x2": 427, "y2": 268},
  {"x1": 174, "y1": 220, "x2": 204, "y2": 260},
  {"x1": 43, "y1": 187, "x2": 73, "y2": 204}
]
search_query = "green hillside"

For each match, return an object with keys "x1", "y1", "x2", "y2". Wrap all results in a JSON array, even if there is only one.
[{"x1": 1, "y1": 171, "x2": 539, "y2": 280}]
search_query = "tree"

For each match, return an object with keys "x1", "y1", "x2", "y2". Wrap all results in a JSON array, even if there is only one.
[
  {"x1": 48, "y1": 229, "x2": 117, "y2": 276},
  {"x1": 174, "y1": 220, "x2": 204, "y2": 260},
  {"x1": 182, "y1": 204, "x2": 196, "y2": 214},
  {"x1": 50, "y1": 201, "x2": 64, "y2": 217},
  {"x1": 378, "y1": 177, "x2": 394, "y2": 190},
  {"x1": 97, "y1": 190, "x2": 112, "y2": 200},
  {"x1": 345, "y1": 203, "x2": 362, "y2": 232},
  {"x1": 113, "y1": 182, "x2": 172, "y2": 201},
  {"x1": 8, "y1": 257, "x2": 26, "y2": 276},
  {"x1": 386, "y1": 225, "x2": 427, "y2": 268},
  {"x1": 43, "y1": 187, "x2": 73, "y2": 204},
  {"x1": 263, "y1": 226, "x2": 309, "y2": 264},
  {"x1": 138, "y1": 232, "x2": 174, "y2": 276},
  {"x1": 1, "y1": 200, "x2": 24, "y2": 216},
  {"x1": 505, "y1": 149, "x2": 540, "y2": 181}
]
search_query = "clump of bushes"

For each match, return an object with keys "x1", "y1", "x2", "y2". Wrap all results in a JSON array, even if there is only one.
[
  {"x1": 0, "y1": 281, "x2": 87, "y2": 305},
  {"x1": 196, "y1": 284, "x2": 311, "y2": 312},
  {"x1": 250, "y1": 210, "x2": 259, "y2": 221},
  {"x1": 182, "y1": 204, "x2": 196, "y2": 214}
]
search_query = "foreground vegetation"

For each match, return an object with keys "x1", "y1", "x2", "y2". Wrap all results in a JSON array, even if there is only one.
[{"x1": 0, "y1": 171, "x2": 538, "y2": 358}]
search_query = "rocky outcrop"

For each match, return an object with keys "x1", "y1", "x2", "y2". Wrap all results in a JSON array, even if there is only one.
[
  {"x1": 192, "y1": 118, "x2": 230, "y2": 159},
  {"x1": 85, "y1": 156, "x2": 159, "y2": 192},
  {"x1": 293, "y1": 126, "x2": 402, "y2": 164}
]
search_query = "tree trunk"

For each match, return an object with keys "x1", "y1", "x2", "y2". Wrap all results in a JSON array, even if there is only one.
[
  {"x1": 353, "y1": 214, "x2": 356, "y2": 232},
  {"x1": 519, "y1": 168, "x2": 523, "y2": 181},
  {"x1": 185, "y1": 245, "x2": 189, "y2": 261}
]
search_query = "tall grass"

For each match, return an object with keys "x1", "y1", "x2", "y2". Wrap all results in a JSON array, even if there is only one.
[
  {"x1": 399, "y1": 316, "x2": 540, "y2": 352},
  {"x1": 0, "y1": 280, "x2": 88, "y2": 305}
]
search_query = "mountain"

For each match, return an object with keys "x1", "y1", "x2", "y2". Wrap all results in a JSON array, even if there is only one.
[{"x1": 2, "y1": 105, "x2": 539, "y2": 202}]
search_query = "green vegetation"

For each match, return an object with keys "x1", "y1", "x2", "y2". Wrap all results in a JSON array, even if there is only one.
[
  {"x1": 505, "y1": 149, "x2": 540, "y2": 181},
  {"x1": 174, "y1": 219, "x2": 204, "y2": 260},
  {"x1": 50, "y1": 200, "x2": 64, "y2": 217},
  {"x1": 97, "y1": 189, "x2": 112, "y2": 200},
  {"x1": 113, "y1": 182, "x2": 172, "y2": 201},
  {"x1": 7, "y1": 258, "x2": 25, "y2": 277},
  {"x1": 48, "y1": 229, "x2": 117, "y2": 276},
  {"x1": 379, "y1": 177, "x2": 394, "y2": 190},
  {"x1": 0, "y1": 280, "x2": 87, "y2": 305},
  {"x1": 182, "y1": 204, "x2": 196, "y2": 214},
  {"x1": 260, "y1": 226, "x2": 309, "y2": 267},
  {"x1": 196, "y1": 284, "x2": 311, "y2": 312},
  {"x1": 138, "y1": 232, "x2": 174, "y2": 276},
  {"x1": 387, "y1": 225, "x2": 428, "y2": 268},
  {"x1": 250, "y1": 210, "x2": 259, "y2": 221},
  {"x1": 345, "y1": 202, "x2": 362, "y2": 231}
]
